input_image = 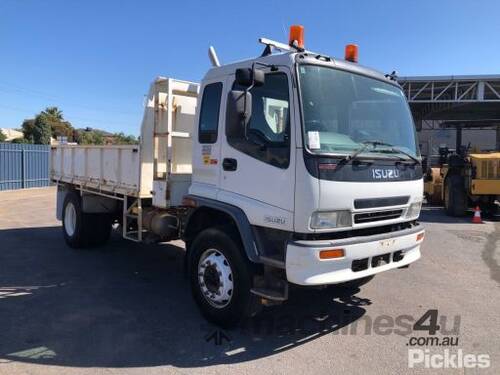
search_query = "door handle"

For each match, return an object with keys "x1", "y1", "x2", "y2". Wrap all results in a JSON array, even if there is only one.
[{"x1": 222, "y1": 158, "x2": 237, "y2": 171}]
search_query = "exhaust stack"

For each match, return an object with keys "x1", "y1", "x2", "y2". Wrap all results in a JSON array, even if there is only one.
[{"x1": 208, "y1": 46, "x2": 221, "y2": 67}]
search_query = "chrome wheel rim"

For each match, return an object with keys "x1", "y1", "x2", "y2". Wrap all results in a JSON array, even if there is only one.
[
  {"x1": 64, "y1": 202, "x2": 77, "y2": 237},
  {"x1": 198, "y1": 248, "x2": 233, "y2": 308}
]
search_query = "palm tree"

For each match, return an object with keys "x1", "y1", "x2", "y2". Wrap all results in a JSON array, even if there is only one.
[{"x1": 42, "y1": 106, "x2": 63, "y2": 121}]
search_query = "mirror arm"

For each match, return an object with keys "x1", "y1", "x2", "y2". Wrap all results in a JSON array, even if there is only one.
[
  {"x1": 242, "y1": 87, "x2": 252, "y2": 140},
  {"x1": 242, "y1": 63, "x2": 259, "y2": 140},
  {"x1": 240, "y1": 62, "x2": 278, "y2": 140}
]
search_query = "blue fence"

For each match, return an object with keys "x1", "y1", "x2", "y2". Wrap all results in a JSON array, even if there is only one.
[{"x1": 0, "y1": 143, "x2": 50, "y2": 191}]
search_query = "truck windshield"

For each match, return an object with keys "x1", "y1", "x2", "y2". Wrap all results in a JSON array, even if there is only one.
[{"x1": 298, "y1": 65, "x2": 419, "y2": 159}]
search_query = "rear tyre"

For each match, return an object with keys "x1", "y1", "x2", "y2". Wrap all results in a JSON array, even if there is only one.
[
  {"x1": 62, "y1": 192, "x2": 87, "y2": 248},
  {"x1": 189, "y1": 227, "x2": 257, "y2": 328},
  {"x1": 444, "y1": 175, "x2": 467, "y2": 217},
  {"x1": 62, "y1": 192, "x2": 112, "y2": 248}
]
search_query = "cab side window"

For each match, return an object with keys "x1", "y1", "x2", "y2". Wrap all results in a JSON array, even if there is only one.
[
  {"x1": 227, "y1": 73, "x2": 290, "y2": 169},
  {"x1": 198, "y1": 82, "x2": 223, "y2": 144}
]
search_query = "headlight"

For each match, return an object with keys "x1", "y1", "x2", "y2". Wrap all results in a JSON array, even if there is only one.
[
  {"x1": 310, "y1": 210, "x2": 352, "y2": 229},
  {"x1": 406, "y1": 200, "x2": 422, "y2": 219}
]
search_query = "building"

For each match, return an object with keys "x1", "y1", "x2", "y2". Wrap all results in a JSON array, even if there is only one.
[
  {"x1": 398, "y1": 75, "x2": 500, "y2": 162},
  {"x1": 0, "y1": 128, "x2": 23, "y2": 142}
]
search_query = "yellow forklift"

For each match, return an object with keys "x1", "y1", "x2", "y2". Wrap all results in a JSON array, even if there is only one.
[{"x1": 424, "y1": 124, "x2": 500, "y2": 218}]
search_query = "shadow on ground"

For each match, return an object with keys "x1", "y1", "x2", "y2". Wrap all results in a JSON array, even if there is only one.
[
  {"x1": 419, "y1": 206, "x2": 472, "y2": 224},
  {"x1": 0, "y1": 226, "x2": 369, "y2": 368}
]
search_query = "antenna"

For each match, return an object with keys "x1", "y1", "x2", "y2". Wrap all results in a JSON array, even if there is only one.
[{"x1": 208, "y1": 46, "x2": 221, "y2": 67}]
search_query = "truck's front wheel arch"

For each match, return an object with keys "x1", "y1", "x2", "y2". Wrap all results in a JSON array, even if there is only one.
[
  {"x1": 183, "y1": 204, "x2": 259, "y2": 263},
  {"x1": 184, "y1": 207, "x2": 238, "y2": 248}
]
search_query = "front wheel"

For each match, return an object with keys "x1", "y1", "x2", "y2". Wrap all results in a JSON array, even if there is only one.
[{"x1": 189, "y1": 227, "x2": 258, "y2": 328}]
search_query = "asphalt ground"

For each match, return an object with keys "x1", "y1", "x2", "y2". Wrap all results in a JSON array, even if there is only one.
[{"x1": 0, "y1": 187, "x2": 499, "y2": 374}]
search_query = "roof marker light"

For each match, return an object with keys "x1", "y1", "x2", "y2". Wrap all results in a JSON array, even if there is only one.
[
  {"x1": 345, "y1": 44, "x2": 359, "y2": 63},
  {"x1": 289, "y1": 25, "x2": 305, "y2": 50}
]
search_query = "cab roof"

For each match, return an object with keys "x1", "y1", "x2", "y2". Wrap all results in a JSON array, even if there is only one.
[{"x1": 203, "y1": 50, "x2": 396, "y2": 87}]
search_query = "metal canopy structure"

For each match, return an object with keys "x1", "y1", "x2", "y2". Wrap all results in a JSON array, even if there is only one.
[
  {"x1": 398, "y1": 75, "x2": 500, "y2": 126},
  {"x1": 398, "y1": 75, "x2": 500, "y2": 152}
]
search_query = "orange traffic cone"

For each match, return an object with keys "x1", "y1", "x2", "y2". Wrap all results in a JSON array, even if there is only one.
[{"x1": 472, "y1": 206, "x2": 483, "y2": 224}]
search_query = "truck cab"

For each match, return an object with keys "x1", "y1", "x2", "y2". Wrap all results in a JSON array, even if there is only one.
[{"x1": 182, "y1": 33, "x2": 424, "y2": 325}]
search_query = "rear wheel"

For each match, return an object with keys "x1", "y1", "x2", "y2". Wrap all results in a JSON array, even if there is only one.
[
  {"x1": 62, "y1": 192, "x2": 112, "y2": 248},
  {"x1": 189, "y1": 227, "x2": 258, "y2": 328},
  {"x1": 444, "y1": 175, "x2": 467, "y2": 217}
]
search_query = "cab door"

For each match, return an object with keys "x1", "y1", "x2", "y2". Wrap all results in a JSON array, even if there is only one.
[
  {"x1": 190, "y1": 80, "x2": 224, "y2": 200},
  {"x1": 218, "y1": 68, "x2": 295, "y2": 231}
]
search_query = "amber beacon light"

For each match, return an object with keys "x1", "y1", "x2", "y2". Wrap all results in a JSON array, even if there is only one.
[
  {"x1": 345, "y1": 44, "x2": 359, "y2": 63},
  {"x1": 289, "y1": 25, "x2": 305, "y2": 49}
]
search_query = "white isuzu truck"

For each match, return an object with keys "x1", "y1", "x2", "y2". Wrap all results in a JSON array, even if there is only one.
[{"x1": 52, "y1": 26, "x2": 425, "y2": 327}]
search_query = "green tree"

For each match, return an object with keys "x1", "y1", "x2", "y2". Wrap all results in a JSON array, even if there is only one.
[
  {"x1": 32, "y1": 114, "x2": 52, "y2": 144},
  {"x1": 113, "y1": 132, "x2": 138, "y2": 145},
  {"x1": 42, "y1": 107, "x2": 73, "y2": 141},
  {"x1": 0, "y1": 131, "x2": 6, "y2": 142},
  {"x1": 75, "y1": 129, "x2": 104, "y2": 145},
  {"x1": 21, "y1": 107, "x2": 74, "y2": 143},
  {"x1": 21, "y1": 119, "x2": 36, "y2": 143},
  {"x1": 42, "y1": 106, "x2": 63, "y2": 121},
  {"x1": 51, "y1": 120, "x2": 73, "y2": 139}
]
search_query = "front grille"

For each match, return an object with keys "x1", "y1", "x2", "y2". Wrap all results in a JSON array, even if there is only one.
[
  {"x1": 354, "y1": 209, "x2": 403, "y2": 224},
  {"x1": 354, "y1": 196, "x2": 409, "y2": 209}
]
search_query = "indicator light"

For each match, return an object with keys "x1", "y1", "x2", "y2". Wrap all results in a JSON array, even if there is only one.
[{"x1": 319, "y1": 249, "x2": 345, "y2": 259}]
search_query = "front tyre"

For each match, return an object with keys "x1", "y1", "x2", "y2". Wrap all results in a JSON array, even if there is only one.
[{"x1": 189, "y1": 227, "x2": 257, "y2": 328}]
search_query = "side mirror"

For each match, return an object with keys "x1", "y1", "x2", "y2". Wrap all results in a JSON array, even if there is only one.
[
  {"x1": 226, "y1": 90, "x2": 252, "y2": 138},
  {"x1": 235, "y1": 67, "x2": 265, "y2": 87}
]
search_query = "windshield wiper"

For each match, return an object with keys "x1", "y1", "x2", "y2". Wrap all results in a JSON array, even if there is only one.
[
  {"x1": 338, "y1": 140, "x2": 388, "y2": 165},
  {"x1": 371, "y1": 141, "x2": 421, "y2": 165},
  {"x1": 338, "y1": 140, "x2": 421, "y2": 166}
]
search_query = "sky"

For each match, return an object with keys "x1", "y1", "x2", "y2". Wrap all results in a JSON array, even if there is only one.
[{"x1": 1, "y1": 0, "x2": 499, "y2": 135}]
